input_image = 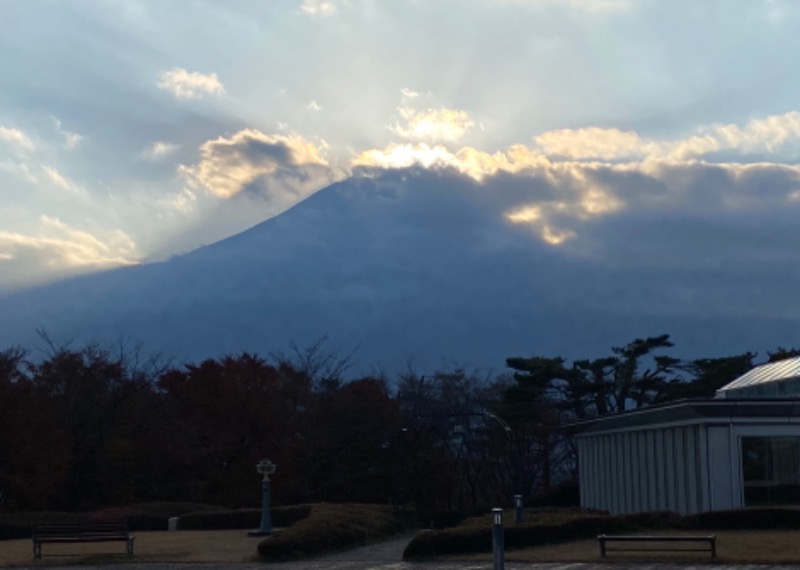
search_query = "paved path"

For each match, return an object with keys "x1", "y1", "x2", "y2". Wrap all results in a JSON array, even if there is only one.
[{"x1": 10, "y1": 533, "x2": 800, "y2": 569}]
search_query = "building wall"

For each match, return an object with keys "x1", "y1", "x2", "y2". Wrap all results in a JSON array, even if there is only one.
[
  {"x1": 707, "y1": 425, "x2": 737, "y2": 511},
  {"x1": 578, "y1": 421, "x2": 800, "y2": 514},
  {"x1": 577, "y1": 424, "x2": 711, "y2": 514}
]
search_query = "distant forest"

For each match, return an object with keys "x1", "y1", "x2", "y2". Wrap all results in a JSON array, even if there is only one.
[{"x1": 0, "y1": 333, "x2": 797, "y2": 516}]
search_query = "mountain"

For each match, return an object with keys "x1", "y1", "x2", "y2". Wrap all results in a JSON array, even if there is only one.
[{"x1": 0, "y1": 167, "x2": 798, "y2": 373}]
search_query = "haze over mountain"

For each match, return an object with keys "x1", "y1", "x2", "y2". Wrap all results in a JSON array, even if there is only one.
[{"x1": 1, "y1": 165, "x2": 798, "y2": 372}]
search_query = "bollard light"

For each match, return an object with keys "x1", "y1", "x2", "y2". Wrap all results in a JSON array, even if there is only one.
[
  {"x1": 514, "y1": 494, "x2": 523, "y2": 525},
  {"x1": 492, "y1": 508, "x2": 504, "y2": 570}
]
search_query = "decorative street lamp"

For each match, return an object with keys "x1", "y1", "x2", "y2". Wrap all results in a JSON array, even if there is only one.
[{"x1": 253, "y1": 459, "x2": 276, "y2": 536}]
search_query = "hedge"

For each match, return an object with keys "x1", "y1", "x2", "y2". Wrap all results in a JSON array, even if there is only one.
[
  {"x1": 177, "y1": 505, "x2": 311, "y2": 530},
  {"x1": 0, "y1": 502, "x2": 225, "y2": 539},
  {"x1": 402, "y1": 509, "x2": 681, "y2": 559},
  {"x1": 257, "y1": 503, "x2": 417, "y2": 561},
  {"x1": 678, "y1": 507, "x2": 800, "y2": 530}
]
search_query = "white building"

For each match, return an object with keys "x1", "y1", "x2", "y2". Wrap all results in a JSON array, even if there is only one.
[{"x1": 570, "y1": 357, "x2": 800, "y2": 514}]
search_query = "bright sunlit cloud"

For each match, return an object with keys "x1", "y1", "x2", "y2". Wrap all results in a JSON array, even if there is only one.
[
  {"x1": 300, "y1": 0, "x2": 338, "y2": 16},
  {"x1": 0, "y1": 216, "x2": 139, "y2": 288},
  {"x1": 157, "y1": 68, "x2": 225, "y2": 99},
  {"x1": 532, "y1": 112, "x2": 800, "y2": 161},
  {"x1": 41, "y1": 166, "x2": 84, "y2": 194},
  {"x1": 390, "y1": 107, "x2": 474, "y2": 142},
  {"x1": 179, "y1": 129, "x2": 331, "y2": 199},
  {"x1": 0, "y1": 127, "x2": 34, "y2": 151}
]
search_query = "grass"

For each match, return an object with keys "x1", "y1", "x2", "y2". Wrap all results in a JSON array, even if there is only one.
[
  {"x1": 450, "y1": 530, "x2": 800, "y2": 564},
  {"x1": 0, "y1": 530, "x2": 263, "y2": 566},
  {"x1": 0, "y1": 502, "x2": 416, "y2": 566}
]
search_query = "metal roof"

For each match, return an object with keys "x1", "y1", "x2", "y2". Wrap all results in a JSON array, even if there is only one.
[
  {"x1": 716, "y1": 356, "x2": 800, "y2": 397},
  {"x1": 565, "y1": 398, "x2": 800, "y2": 435}
]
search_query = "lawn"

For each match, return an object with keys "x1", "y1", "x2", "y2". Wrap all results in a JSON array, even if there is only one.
[
  {"x1": 0, "y1": 530, "x2": 262, "y2": 566},
  {"x1": 449, "y1": 530, "x2": 800, "y2": 565}
]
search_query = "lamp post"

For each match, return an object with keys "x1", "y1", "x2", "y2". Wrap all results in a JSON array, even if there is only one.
[
  {"x1": 474, "y1": 409, "x2": 522, "y2": 505},
  {"x1": 253, "y1": 459, "x2": 276, "y2": 536}
]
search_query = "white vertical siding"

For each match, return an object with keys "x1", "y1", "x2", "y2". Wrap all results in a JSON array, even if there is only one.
[
  {"x1": 674, "y1": 427, "x2": 686, "y2": 513},
  {"x1": 576, "y1": 418, "x2": 800, "y2": 515},
  {"x1": 664, "y1": 428, "x2": 675, "y2": 510},
  {"x1": 630, "y1": 431, "x2": 641, "y2": 512},
  {"x1": 613, "y1": 433, "x2": 623, "y2": 513},
  {"x1": 655, "y1": 429, "x2": 666, "y2": 510},
  {"x1": 577, "y1": 423, "x2": 709, "y2": 515},
  {"x1": 604, "y1": 434, "x2": 613, "y2": 511},
  {"x1": 707, "y1": 426, "x2": 735, "y2": 511},
  {"x1": 697, "y1": 425, "x2": 710, "y2": 511},
  {"x1": 685, "y1": 426, "x2": 698, "y2": 513},
  {"x1": 646, "y1": 429, "x2": 657, "y2": 511}
]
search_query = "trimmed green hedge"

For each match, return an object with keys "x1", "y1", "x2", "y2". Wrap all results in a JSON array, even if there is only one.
[
  {"x1": 678, "y1": 507, "x2": 800, "y2": 530},
  {"x1": 403, "y1": 509, "x2": 681, "y2": 559},
  {"x1": 0, "y1": 502, "x2": 225, "y2": 539},
  {"x1": 177, "y1": 505, "x2": 311, "y2": 530},
  {"x1": 257, "y1": 503, "x2": 417, "y2": 561}
]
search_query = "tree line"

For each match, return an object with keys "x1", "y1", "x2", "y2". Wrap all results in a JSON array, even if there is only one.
[{"x1": 0, "y1": 333, "x2": 796, "y2": 516}]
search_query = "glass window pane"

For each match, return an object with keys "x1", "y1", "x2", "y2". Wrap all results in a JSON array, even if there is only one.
[{"x1": 742, "y1": 437, "x2": 800, "y2": 506}]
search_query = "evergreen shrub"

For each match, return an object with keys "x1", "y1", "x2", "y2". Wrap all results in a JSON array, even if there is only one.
[
  {"x1": 678, "y1": 507, "x2": 800, "y2": 530},
  {"x1": 257, "y1": 503, "x2": 417, "y2": 561},
  {"x1": 177, "y1": 505, "x2": 311, "y2": 530},
  {"x1": 402, "y1": 509, "x2": 681, "y2": 559}
]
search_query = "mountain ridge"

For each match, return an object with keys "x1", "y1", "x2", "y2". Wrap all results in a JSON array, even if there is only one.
[{"x1": 1, "y1": 168, "x2": 797, "y2": 373}]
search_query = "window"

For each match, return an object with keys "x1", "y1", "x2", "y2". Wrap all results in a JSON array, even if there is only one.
[{"x1": 741, "y1": 437, "x2": 800, "y2": 506}]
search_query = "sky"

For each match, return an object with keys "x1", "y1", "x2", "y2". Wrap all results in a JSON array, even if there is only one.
[{"x1": 1, "y1": 0, "x2": 800, "y2": 293}]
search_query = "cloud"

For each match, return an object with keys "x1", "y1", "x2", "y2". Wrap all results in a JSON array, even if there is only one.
[
  {"x1": 179, "y1": 128, "x2": 336, "y2": 202},
  {"x1": 157, "y1": 68, "x2": 225, "y2": 99},
  {"x1": 300, "y1": 0, "x2": 338, "y2": 15},
  {"x1": 400, "y1": 88, "x2": 420, "y2": 101},
  {"x1": 390, "y1": 107, "x2": 474, "y2": 142},
  {"x1": 534, "y1": 127, "x2": 652, "y2": 160},
  {"x1": 308, "y1": 100, "x2": 322, "y2": 111},
  {"x1": 0, "y1": 126, "x2": 34, "y2": 151},
  {"x1": 52, "y1": 117, "x2": 83, "y2": 149},
  {"x1": 41, "y1": 165, "x2": 84, "y2": 194},
  {"x1": 159, "y1": 187, "x2": 197, "y2": 215},
  {"x1": 142, "y1": 141, "x2": 180, "y2": 160},
  {"x1": 0, "y1": 216, "x2": 139, "y2": 288},
  {"x1": 494, "y1": 0, "x2": 634, "y2": 13},
  {"x1": 0, "y1": 160, "x2": 39, "y2": 184},
  {"x1": 353, "y1": 142, "x2": 550, "y2": 179},
  {"x1": 531, "y1": 112, "x2": 800, "y2": 161},
  {"x1": 354, "y1": 108, "x2": 800, "y2": 247}
]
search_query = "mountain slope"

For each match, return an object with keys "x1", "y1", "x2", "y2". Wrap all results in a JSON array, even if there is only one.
[{"x1": 0, "y1": 168, "x2": 797, "y2": 372}]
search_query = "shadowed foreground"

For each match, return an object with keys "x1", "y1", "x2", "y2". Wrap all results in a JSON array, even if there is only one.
[{"x1": 1, "y1": 531, "x2": 797, "y2": 570}]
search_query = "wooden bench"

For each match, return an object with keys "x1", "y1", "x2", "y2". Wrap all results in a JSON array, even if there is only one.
[
  {"x1": 597, "y1": 534, "x2": 716, "y2": 558},
  {"x1": 32, "y1": 521, "x2": 135, "y2": 559}
]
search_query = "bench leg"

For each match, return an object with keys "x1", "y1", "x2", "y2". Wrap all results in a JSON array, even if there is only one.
[
  {"x1": 128, "y1": 537, "x2": 135, "y2": 556},
  {"x1": 598, "y1": 538, "x2": 606, "y2": 558},
  {"x1": 33, "y1": 541, "x2": 41, "y2": 559}
]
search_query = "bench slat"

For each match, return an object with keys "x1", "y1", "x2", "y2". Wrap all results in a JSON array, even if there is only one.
[
  {"x1": 597, "y1": 534, "x2": 716, "y2": 558},
  {"x1": 32, "y1": 521, "x2": 134, "y2": 560}
]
